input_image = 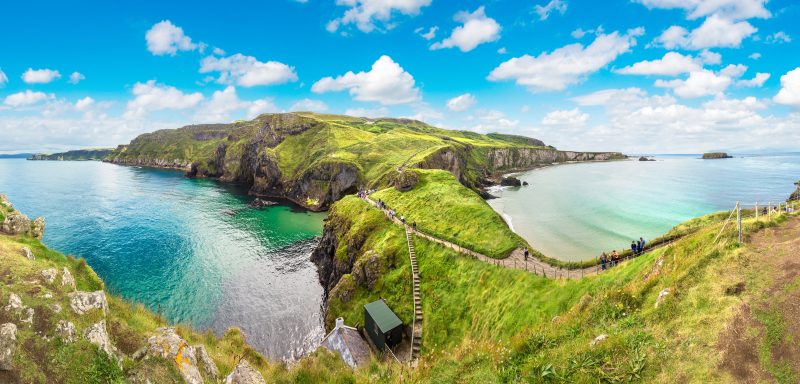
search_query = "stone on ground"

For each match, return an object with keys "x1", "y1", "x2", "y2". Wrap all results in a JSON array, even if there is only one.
[
  {"x1": 655, "y1": 288, "x2": 671, "y2": 308},
  {"x1": 196, "y1": 345, "x2": 219, "y2": 379},
  {"x1": 224, "y1": 359, "x2": 266, "y2": 384},
  {"x1": 41, "y1": 268, "x2": 57, "y2": 284},
  {"x1": 143, "y1": 327, "x2": 203, "y2": 384},
  {"x1": 21, "y1": 308, "x2": 34, "y2": 324},
  {"x1": 69, "y1": 291, "x2": 108, "y2": 315},
  {"x1": 0, "y1": 323, "x2": 17, "y2": 371},
  {"x1": 1, "y1": 211, "x2": 31, "y2": 235},
  {"x1": 61, "y1": 267, "x2": 76, "y2": 291},
  {"x1": 31, "y1": 217, "x2": 45, "y2": 239},
  {"x1": 4, "y1": 293, "x2": 22, "y2": 312},
  {"x1": 19, "y1": 247, "x2": 34, "y2": 261},
  {"x1": 591, "y1": 334, "x2": 608, "y2": 346},
  {"x1": 56, "y1": 320, "x2": 76, "y2": 343},
  {"x1": 84, "y1": 320, "x2": 117, "y2": 359}
]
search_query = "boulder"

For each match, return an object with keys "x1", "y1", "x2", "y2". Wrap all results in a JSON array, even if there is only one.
[
  {"x1": 790, "y1": 181, "x2": 800, "y2": 202},
  {"x1": 351, "y1": 250, "x2": 385, "y2": 290},
  {"x1": 19, "y1": 247, "x2": 34, "y2": 261},
  {"x1": 0, "y1": 323, "x2": 17, "y2": 371},
  {"x1": 143, "y1": 327, "x2": 203, "y2": 384},
  {"x1": 21, "y1": 308, "x2": 34, "y2": 324},
  {"x1": 84, "y1": 320, "x2": 117, "y2": 359},
  {"x1": 522, "y1": 181, "x2": 529, "y2": 186},
  {"x1": 61, "y1": 267, "x2": 76, "y2": 291},
  {"x1": 590, "y1": 334, "x2": 608, "y2": 346},
  {"x1": 4, "y1": 293, "x2": 22, "y2": 312},
  {"x1": 638, "y1": 156, "x2": 655, "y2": 161},
  {"x1": 224, "y1": 359, "x2": 266, "y2": 384},
  {"x1": 41, "y1": 268, "x2": 57, "y2": 284},
  {"x1": 701, "y1": 152, "x2": 732, "y2": 159},
  {"x1": 248, "y1": 198, "x2": 277, "y2": 208},
  {"x1": 31, "y1": 217, "x2": 45, "y2": 239},
  {"x1": 56, "y1": 320, "x2": 76, "y2": 343},
  {"x1": 68, "y1": 291, "x2": 108, "y2": 315},
  {"x1": 393, "y1": 170, "x2": 419, "y2": 192},
  {"x1": 500, "y1": 176, "x2": 522, "y2": 187},
  {"x1": 49, "y1": 303, "x2": 62, "y2": 314},
  {"x1": 1, "y1": 211, "x2": 31, "y2": 235},
  {"x1": 196, "y1": 345, "x2": 219, "y2": 379},
  {"x1": 655, "y1": 288, "x2": 671, "y2": 308}
]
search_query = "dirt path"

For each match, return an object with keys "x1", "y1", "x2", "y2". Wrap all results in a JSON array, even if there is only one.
[{"x1": 718, "y1": 216, "x2": 800, "y2": 382}]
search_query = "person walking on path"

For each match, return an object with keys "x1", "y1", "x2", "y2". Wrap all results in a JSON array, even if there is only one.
[
  {"x1": 600, "y1": 252, "x2": 608, "y2": 270},
  {"x1": 523, "y1": 248, "x2": 529, "y2": 261},
  {"x1": 631, "y1": 241, "x2": 637, "y2": 257},
  {"x1": 639, "y1": 237, "x2": 646, "y2": 254}
]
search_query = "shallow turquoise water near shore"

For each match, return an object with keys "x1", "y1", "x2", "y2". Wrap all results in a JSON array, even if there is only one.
[
  {"x1": 488, "y1": 154, "x2": 800, "y2": 262},
  {"x1": 0, "y1": 159, "x2": 325, "y2": 360}
]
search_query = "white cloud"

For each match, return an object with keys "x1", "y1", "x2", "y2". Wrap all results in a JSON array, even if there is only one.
[
  {"x1": 615, "y1": 52, "x2": 702, "y2": 76},
  {"x1": 698, "y1": 49, "x2": 721, "y2": 65},
  {"x1": 3, "y1": 90, "x2": 54, "y2": 107},
  {"x1": 212, "y1": 47, "x2": 226, "y2": 56},
  {"x1": 720, "y1": 63, "x2": 748, "y2": 78},
  {"x1": 774, "y1": 68, "x2": 800, "y2": 107},
  {"x1": 468, "y1": 109, "x2": 519, "y2": 132},
  {"x1": 68, "y1": 72, "x2": 85, "y2": 84},
  {"x1": 541, "y1": 108, "x2": 589, "y2": 126},
  {"x1": 312, "y1": 55, "x2": 420, "y2": 105},
  {"x1": 571, "y1": 28, "x2": 588, "y2": 39},
  {"x1": 488, "y1": 28, "x2": 643, "y2": 91},
  {"x1": 327, "y1": 0, "x2": 431, "y2": 33},
  {"x1": 124, "y1": 80, "x2": 204, "y2": 118},
  {"x1": 247, "y1": 99, "x2": 279, "y2": 118},
  {"x1": 654, "y1": 15, "x2": 756, "y2": 49},
  {"x1": 74, "y1": 97, "x2": 95, "y2": 111},
  {"x1": 430, "y1": 7, "x2": 501, "y2": 52},
  {"x1": 194, "y1": 86, "x2": 250, "y2": 123},
  {"x1": 736, "y1": 72, "x2": 769, "y2": 87},
  {"x1": 534, "y1": 0, "x2": 567, "y2": 20},
  {"x1": 497, "y1": 47, "x2": 507, "y2": 54},
  {"x1": 145, "y1": 20, "x2": 199, "y2": 56},
  {"x1": 345, "y1": 106, "x2": 390, "y2": 118},
  {"x1": 446, "y1": 93, "x2": 477, "y2": 111},
  {"x1": 22, "y1": 68, "x2": 61, "y2": 84},
  {"x1": 634, "y1": 0, "x2": 770, "y2": 20},
  {"x1": 766, "y1": 31, "x2": 791, "y2": 44},
  {"x1": 199, "y1": 53, "x2": 298, "y2": 87},
  {"x1": 415, "y1": 26, "x2": 438, "y2": 40},
  {"x1": 748, "y1": 52, "x2": 761, "y2": 60},
  {"x1": 289, "y1": 98, "x2": 329, "y2": 112},
  {"x1": 655, "y1": 69, "x2": 733, "y2": 98},
  {"x1": 0, "y1": 68, "x2": 7, "y2": 87}
]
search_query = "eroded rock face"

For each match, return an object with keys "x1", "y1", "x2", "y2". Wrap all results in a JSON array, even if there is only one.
[
  {"x1": 41, "y1": 268, "x2": 57, "y2": 284},
  {"x1": 224, "y1": 359, "x2": 266, "y2": 384},
  {"x1": 394, "y1": 170, "x2": 419, "y2": 192},
  {"x1": 143, "y1": 327, "x2": 203, "y2": 384},
  {"x1": 351, "y1": 250, "x2": 385, "y2": 290},
  {"x1": 1, "y1": 211, "x2": 31, "y2": 235},
  {"x1": 4, "y1": 293, "x2": 22, "y2": 312},
  {"x1": 196, "y1": 345, "x2": 219, "y2": 379},
  {"x1": 0, "y1": 323, "x2": 17, "y2": 371},
  {"x1": 61, "y1": 267, "x2": 76, "y2": 291},
  {"x1": 56, "y1": 320, "x2": 76, "y2": 343},
  {"x1": 31, "y1": 217, "x2": 45, "y2": 239},
  {"x1": 69, "y1": 291, "x2": 108, "y2": 315},
  {"x1": 790, "y1": 181, "x2": 800, "y2": 202},
  {"x1": 19, "y1": 247, "x2": 34, "y2": 261},
  {"x1": 84, "y1": 320, "x2": 117, "y2": 358}
]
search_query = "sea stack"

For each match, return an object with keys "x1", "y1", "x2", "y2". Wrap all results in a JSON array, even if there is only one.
[{"x1": 701, "y1": 152, "x2": 733, "y2": 159}]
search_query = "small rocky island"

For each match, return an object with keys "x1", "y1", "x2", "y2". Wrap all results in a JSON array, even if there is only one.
[
  {"x1": 638, "y1": 156, "x2": 656, "y2": 161},
  {"x1": 701, "y1": 152, "x2": 733, "y2": 159}
]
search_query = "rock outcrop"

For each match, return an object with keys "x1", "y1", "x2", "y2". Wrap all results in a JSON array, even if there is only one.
[
  {"x1": 0, "y1": 323, "x2": 17, "y2": 371},
  {"x1": 196, "y1": 345, "x2": 219, "y2": 379},
  {"x1": 41, "y1": 268, "x2": 57, "y2": 284},
  {"x1": 31, "y1": 217, "x2": 45, "y2": 239},
  {"x1": 4, "y1": 293, "x2": 22, "y2": 312},
  {"x1": 224, "y1": 359, "x2": 266, "y2": 384},
  {"x1": 500, "y1": 176, "x2": 522, "y2": 187},
  {"x1": 789, "y1": 181, "x2": 800, "y2": 202},
  {"x1": 19, "y1": 247, "x2": 34, "y2": 261},
  {"x1": 702, "y1": 152, "x2": 732, "y2": 159},
  {"x1": 1, "y1": 211, "x2": 31, "y2": 235},
  {"x1": 142, "y1": 327, "x2": 203, "y2": 384},
  {"x1": 394, "y1": 170, "x2": 419, "y2": 192},
  {"x1": 61, "y1": 267, "x2": 76, "y2": 291},
  {"x1": 69, "y1": 291, "x2": 108, "y2": 315},
  {"x1": 84, "y1": 320, "x2": 117, "y2": 359},
  {"x1": 56, "y1": 320, "x2": 76, "y2": 343}
]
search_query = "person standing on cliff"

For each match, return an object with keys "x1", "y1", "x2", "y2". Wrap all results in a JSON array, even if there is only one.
[
  {"x1": 638, "y1": 237, "x2": 646, "y2": 254},
  {"x1": 600, "y1": 252, "x2": 608, "y2": 270},
  {"x1": 523, "y1": 248, "x2": 529, "y2": 261}
]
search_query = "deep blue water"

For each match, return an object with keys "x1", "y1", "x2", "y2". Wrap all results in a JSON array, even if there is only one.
[
  {"x1": 0, "y1": 159, "x2": 326, "y2": 361},
  {"x1": 489, "y1": 154, "x2": 800, "y2": 261}
]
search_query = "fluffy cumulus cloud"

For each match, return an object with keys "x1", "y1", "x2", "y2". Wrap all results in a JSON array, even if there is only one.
[
  {"x1": 446, "y1": 93, "x2": 476, "y2": 111},
  {"x1": 534, "y1": 0, "x2": 567, "y2": 21},
  {"x1": 327, "y1": 0, "x2": 431, "y2": 33},
  {"x1": 0, "y1": 68, "x2": 7, "y2": 87},
  {"x1": 655, "y1": 69, "x2": 734, "y2": 98},
  {"x1": 145, "y1": 20, "x2": 200, "y2": 55},
  {"x1": 74, "y1": 97, "x2": 95, "y2": 111},
  {"x1": 68, "y1": 72, "x2": 85, "y2": 84},
  {"x1": 344, "y1": 106, "x2": 390, "y2": 118},
  {"x1": 289, "y1": 98, "x2": 329, "y2": 112},
  {"x1": 22, "y1": 68, "x2": 61, "y2": 84},
  {"x1": 615, "y1": 52, "x2": 703, "y2": 76},
  {"x1": 430, "y1": 6, "x2": 501, "y2": 52},
  {"x1": 766, "y1": 31, "x2": 791, "y2": 44},
  {"x1": 488, "y1": 28, "x2": 643, "y2": 91},
  {"x1": 736, "y1": 72, "x2": 770, "y2": 87},
  {"x1": 3, "y1": 90, "x2": 54, "y2": 107},
  {"x1": 199, "y1": 53, "x2": 298, "y2": 87},
  {"x1": 124, "y1": 80, "x2": 203, "y2": 118},
  {"x1": 774, "y1": 68, "x2": 800, "y2": 107},
  {"x1": 634, "y1": 0, "x2": 770, "y2": 20},
  {"x1": 467, "y1": 109, "x2": 519, "y2": 132},
  {"x1": 312, "y1": 55, "x2": 420, "y2": 105},
  {"x1": 541, "y1": 108, "x2": 589, "y2": 126},
  {"x1": 654, "y1": 15, "x2": 756, "y2": 50}
]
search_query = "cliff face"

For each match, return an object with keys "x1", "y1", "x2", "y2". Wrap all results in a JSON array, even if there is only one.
[{"x1": 790, "y1": 181, "x2": 800, "y2": 201}]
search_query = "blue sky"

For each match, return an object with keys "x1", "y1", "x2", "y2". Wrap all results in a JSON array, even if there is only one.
[{"x1": 1, "y1": 0, "x2": 799, "y2": 153}]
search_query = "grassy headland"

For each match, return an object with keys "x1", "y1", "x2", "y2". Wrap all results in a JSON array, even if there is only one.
[{"x1": 27, "y1": 149, "x2": 113, "y2": 161}]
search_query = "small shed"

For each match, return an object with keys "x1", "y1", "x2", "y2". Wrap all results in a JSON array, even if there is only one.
[
  {"x1": 364, "y1": 300, "x2": 403, "y2": 351},
  {"x1": 321, "y1": 318, "x2": 372, "y2": 368}
]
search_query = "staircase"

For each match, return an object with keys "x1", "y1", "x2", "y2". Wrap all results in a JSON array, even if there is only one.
[{"x1": 406, "y1": 226, "x2": 423, "y2": 361}]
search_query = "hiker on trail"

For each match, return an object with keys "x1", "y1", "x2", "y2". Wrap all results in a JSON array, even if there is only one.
[
  {"x1": 524, "y1": 248, "x2": 529, "y2": 261},
  {"x1": 400, "y1": 215, "x2": 406, "y2": 224},
  {"x1": 412, "y1": 221, "x2": 417, "y2": 231},
  {"x1": 389, "y1": 209, "x2": 395, "y2": 219},
  {"x1": 600, "y1": 252, "x2": 608, "y2": 270},
  {"x1": 631, "y1": 241, "x2": 637, "y2": 256},
  {"x1": 611, "y1": 250, "x2": 619, "y2": 266},
  {"x1": 638, "y1": 237, "x2": 646, "y2": 254}
]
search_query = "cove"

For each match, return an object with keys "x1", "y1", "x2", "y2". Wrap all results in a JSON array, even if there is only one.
[
  {"x1": 488, "y1": 154, "x2": 800, "y2": 262},
  {"x1": 0, "y1": 159, "x2": 326, "y2": 361}
]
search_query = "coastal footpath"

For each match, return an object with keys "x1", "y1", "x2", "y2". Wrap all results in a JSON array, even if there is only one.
[{"x1": 103, "y1": 112, "x2": 625, "y2": 211}]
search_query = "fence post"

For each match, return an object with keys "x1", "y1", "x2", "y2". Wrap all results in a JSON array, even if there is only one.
[{"x1": 737, "y1": 201, "x2": 742, "y2": 244}]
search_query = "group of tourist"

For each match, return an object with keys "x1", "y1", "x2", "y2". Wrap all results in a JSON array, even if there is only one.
[
  {"x1": 357, "y1": 189, "x2": 376, "y2": 199},
  {"x1": 599, "y1": 237, "x2": 647, "y2": 270}
]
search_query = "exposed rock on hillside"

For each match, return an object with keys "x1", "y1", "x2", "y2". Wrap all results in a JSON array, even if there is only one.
[
  {"x1": 789, "y1": 181, "x2": 800, "y2": 201},
  {"x1": 0, "y1": 323, "x2": 17, "y2": 370},
  {"x1": 394, "y1": 170, "x2": 419, "y2": 192},
  {"x1": 69, "y1": 291, "x2": 108, "y2": 315},
  {"x1": 84, "y1": 320, "x2": 118, "y2": 359},
  {"x1": 1, "y1": 210, "x2": 45, "y2": 239},
  {"x1": 19, "y1": 247, "x2": 34, "y2": 261},
  {"x1": 225, "y1": 359, "x2": 267, "y2": 384},
  {"x1": 142, "y1": 327, "x2": 203, "y2": 384}
]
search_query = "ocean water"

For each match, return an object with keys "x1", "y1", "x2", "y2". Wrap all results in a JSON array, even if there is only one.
[
  {"x1": 0, "y1": 159, "x2": 326, "y2": 361},
  {"x1": 488, "y1": 154, "x2": 800, "y2": 261}
]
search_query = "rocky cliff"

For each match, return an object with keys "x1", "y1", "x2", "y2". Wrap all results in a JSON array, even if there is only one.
[
  {"x1": 790, "y1": 180, "x2": 800, "y2": 202},
  {"x1": 105, "y1": 112, "x2": 625, "y2": 211}
]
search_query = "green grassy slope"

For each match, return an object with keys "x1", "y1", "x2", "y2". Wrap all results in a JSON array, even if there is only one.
[{"x1": 27, "y1": 149, "x2": 114, "y2": 161}]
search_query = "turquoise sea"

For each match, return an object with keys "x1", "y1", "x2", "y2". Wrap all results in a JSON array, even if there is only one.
[
  {"x1": 0, "y1": 159, "x2": 325, "y2": 361},
  {"x1": 488, "y1": 154, "x2": 800, "y2": 261}
]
